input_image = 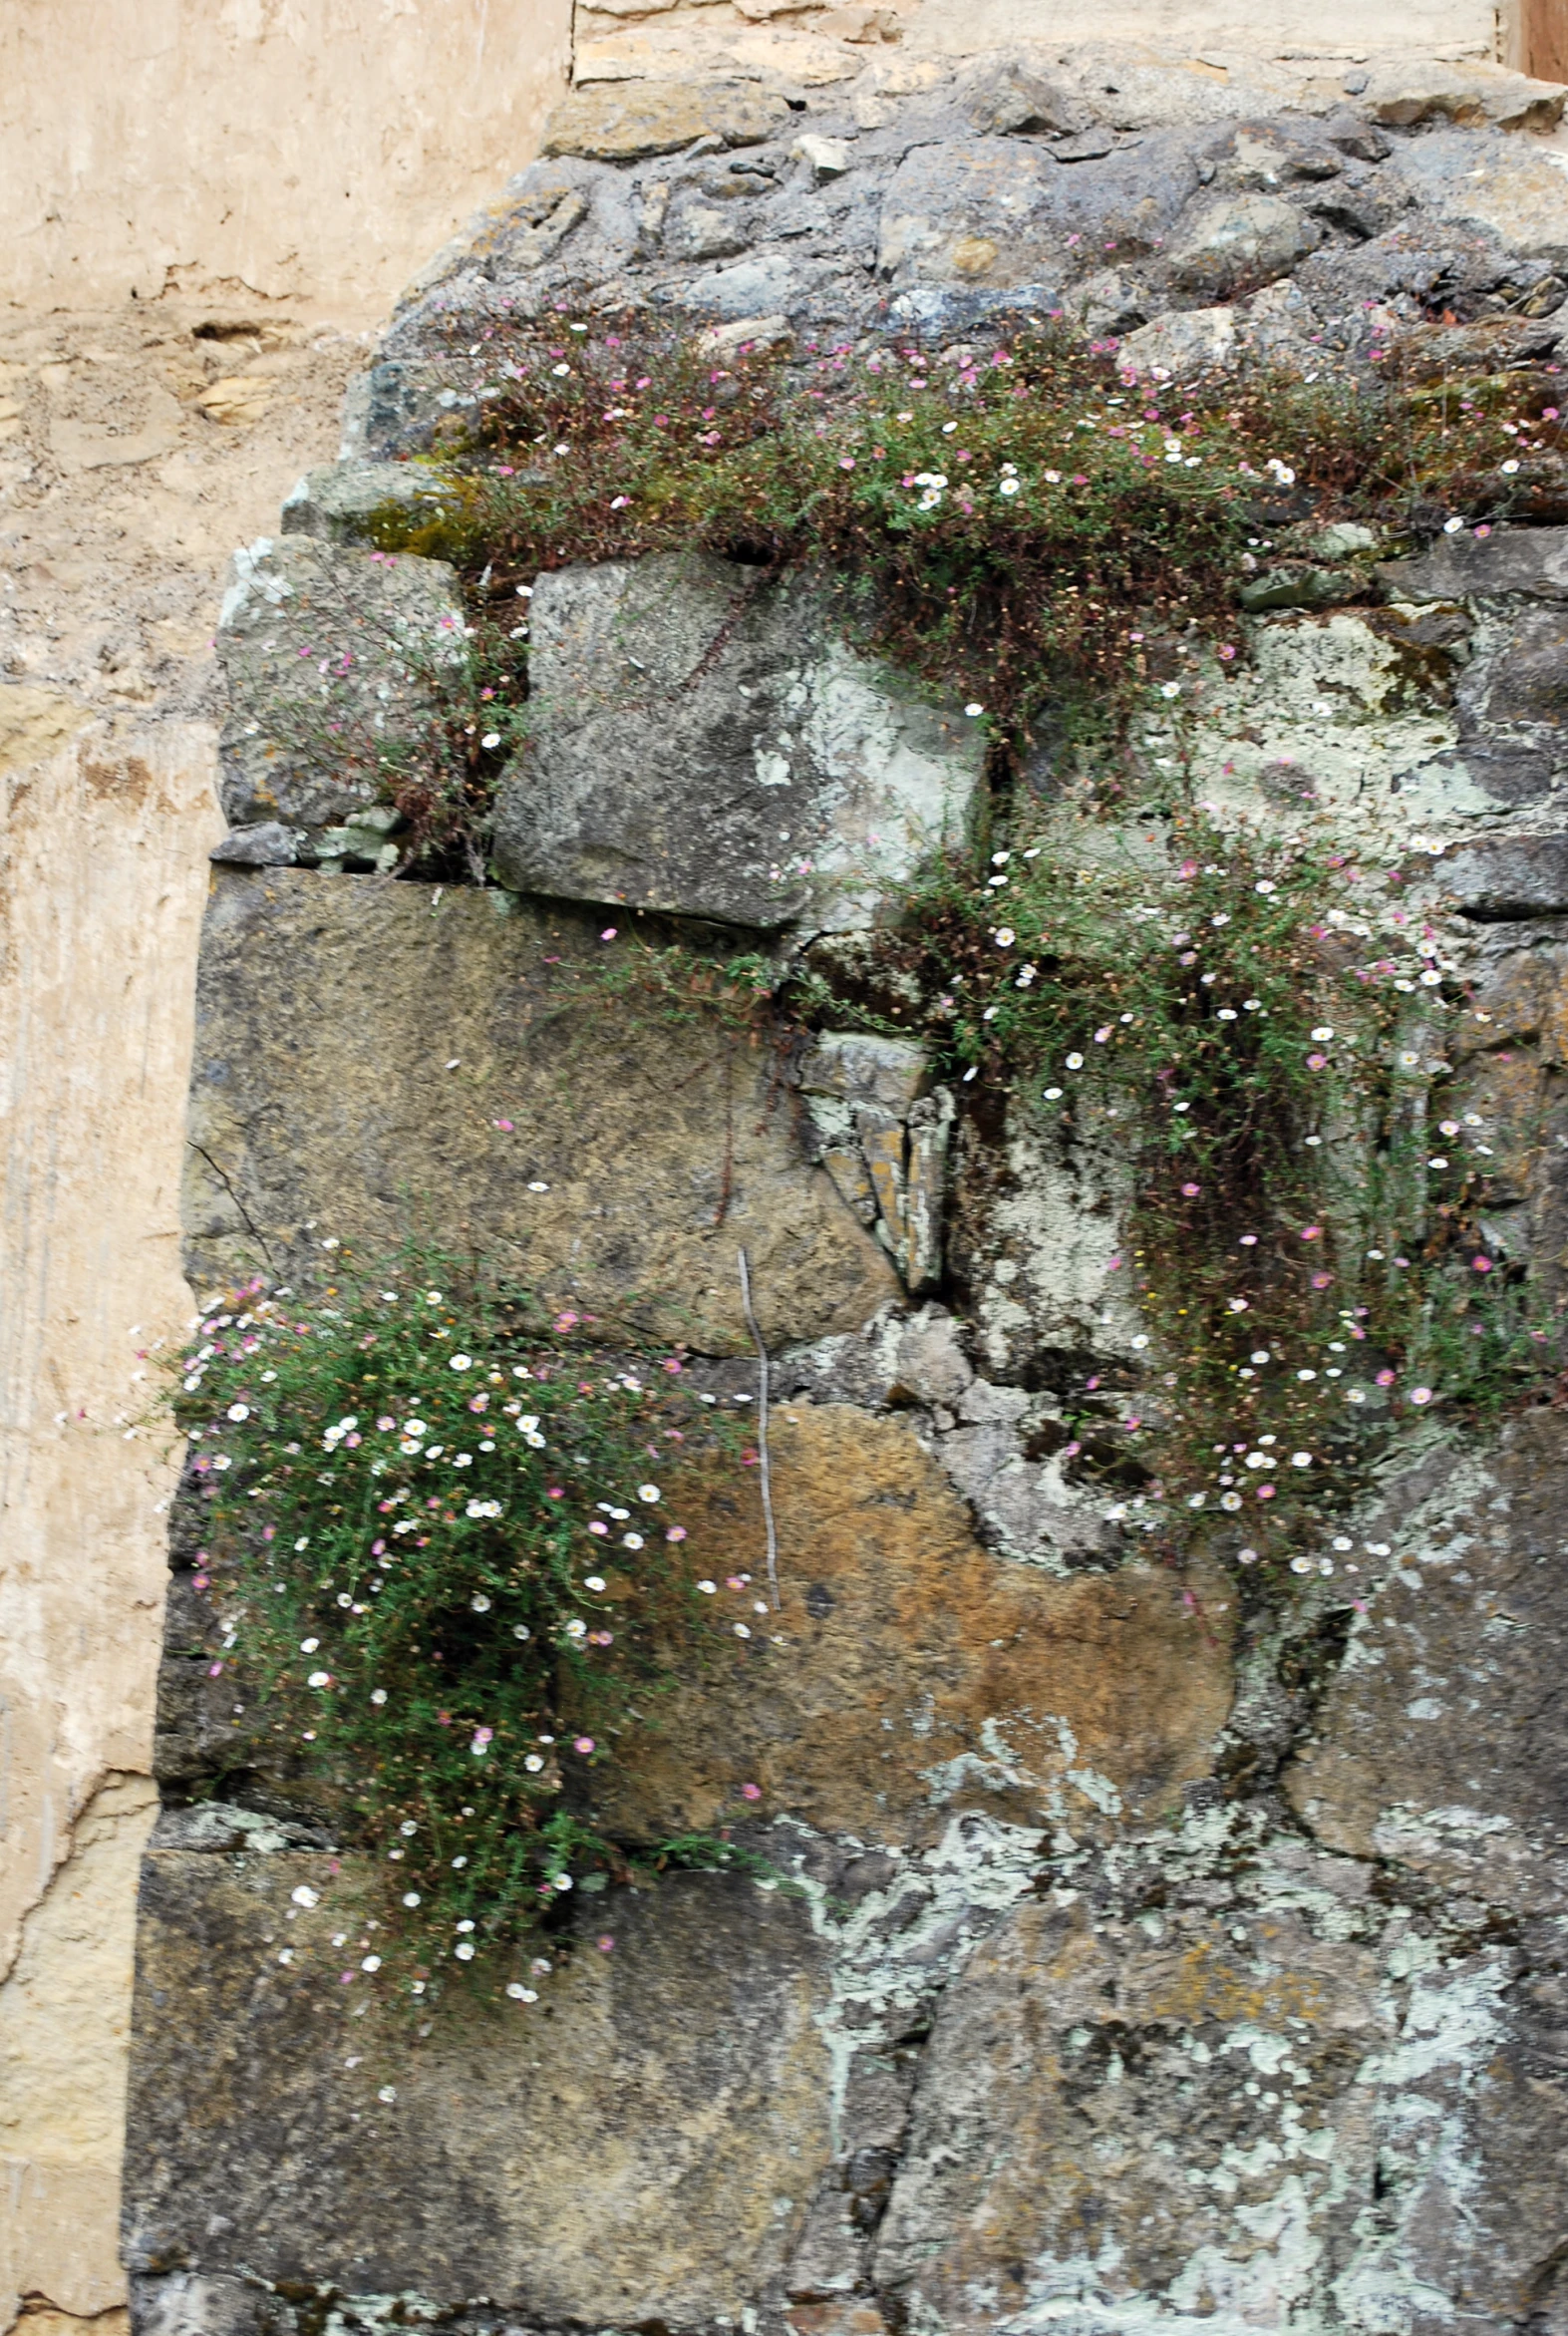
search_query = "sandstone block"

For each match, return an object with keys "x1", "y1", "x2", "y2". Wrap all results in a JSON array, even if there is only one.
[
  {"x1": 1361, "y1": 60, "x2": 1566, "y2": 134},
  {"x1": 1118, "y1": 302, "x2": 1236, "y2": 377},
  {"x1": 490, "y1": 553, "x2": 984, "y2": 933},
  {"x1": 541, "y1": 80, "x2": 789, "y2": 162},
  {"x1": 182, "y1": 870, "x2": 899, "y2": 1351},
  {"x1": 125, "y1": 1859, "x2": 831, "y2": 2321}
]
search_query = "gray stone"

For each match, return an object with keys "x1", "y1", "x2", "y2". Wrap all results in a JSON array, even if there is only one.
[
  {"x1": 886, "y1": 1304, "x2": 974, "y2": 1410},
  {"x1": 956, "y1": 56, "x2": 1093, "y2": 140},
  {"x1": 540, "y1": 80, "x2": 790, "y2": 163},
  {"x1": 490, "y1": 552, "x2": 983, "y2": 934},
  {"x1": 1378, "y1": 525, "x2": 1568, "y2": 604},
  {"x1": 130, "y1": 2272, "x2": 290, "y2": 2336},
  {"x1": 1167, "y1": 192, "x2": 1318, "y2": 297},
  {"x1": 279, "y1": 460, "x2": 450, "y2": 545},
  {"x1": 1444, "y1": 833, "x2": 1568, "y2": 918},
  {"x1": 1394, "y1": 128, "x2": 1568, "y2": 266},
  {"x1": 215, "y1": 536, "x2": 466, "y2": 830},
  {"x1": 1062, "y1": 265, "x2": 1148, "y2": 335},
  {"x1": 669, "y1": 251, "x2": 806, "y2": 319},
  {"x1": 208, "y1": 822, "x2": 296, "y2": 867},
  {"x1": 1237, "y1": 562, "x2": 1361, "y2": 613},
  {"x1": 125, "y1": 1855, "x2": 832, "y2": 2321},
  {"x1": 1286, "y1": 1413, "x2": 1568, "y2": 1914},
  {"x1": 1052, "y1": 125, "x2": 1117, "y2": 164},
  {"x1": 1118, "y1": 301, "x2": 1236, "y2": 377}
]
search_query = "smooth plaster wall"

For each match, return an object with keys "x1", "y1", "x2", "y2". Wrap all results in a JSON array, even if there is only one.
[{"x1": 1, "y1": 0, "x2": 573, "y2": 314}]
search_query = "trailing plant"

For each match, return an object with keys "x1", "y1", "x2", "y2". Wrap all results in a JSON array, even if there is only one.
[
  {"x1": 822, "y1": 807, "x2": 1558, "y2": 1582},
  {"x1": 171, "y1": 1250, "x2": 763, "y2": 2000},
  {"x1": 343, "y1": 314, "x2": 1567, "y2": 863}
]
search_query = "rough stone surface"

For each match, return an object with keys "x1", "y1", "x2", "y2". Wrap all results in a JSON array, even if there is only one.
[
  {"x1": 125, "y1": 1855, "x2": 833, "y2": 2322},
  {"x1": 278, "y1": 460, "x2": 448, "y2": 545},
  {"x1": 541, "y1": 79, "x2": 790, "y2": 160},
  {"x1": 1446, "y1": 832, "x2": 1568, "y2": 914},
  {"x1": 207, "y1": 821, "x2": 295, "y2": 867},
  {"x1": 1380, "y1": 523, "x2": 1568, "y2": 603},
  {"x1": 181, "y1": 868, "x2": 899, "y2": 1348},
  {"x1": 490, "y1": 552, "x2": 984, "y2": 932},
  {"x1": 1167, "y1": 192, "x2": 1319, "y2": 297},
  {"x1": 215, "y1": 536, "x2": 466, "y2": 832},
  {"x1": 596, "y1": 1405, "x2": 1236, "y2": 1847}
]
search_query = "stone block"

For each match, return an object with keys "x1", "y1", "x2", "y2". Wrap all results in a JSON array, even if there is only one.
[
  {"x1": 208, "y1": 822, "x2": 295, "y2": 867},
  {"x1": 490, "y1": 553, "x2": 984, "y2": 933},
  {"x1": 1378, "y1": 524, "x2": 1568, "y2": 603},
  {"x1": 1118, "y1": 302, "x2": 1236, "y2": 377},
  {"x1": 279, "y1": 461, "x2": 451, "y2": 545},
  {"x1": 124, "y1": 1859, "x2": 832, "y2": 2322},
  {"x1": 1445, "y1": 833, "x2": 1568, "y2": 916},
  {"x1": 541, "y1": 80, "x2": 789, "y2": 161},
  {"x1": 1285, "y1": 1413, "x2": 1568, "y2": 1915},
  {"x1": 1167, "y1": 193, "x2": 1319, "y2": 298},
  {"x1": 215, "y1": 536, "x2": 466, "y2": 831},
  {"x1": 1361, "y1": 60, "x2": 1565, "y2": 134},
  {"x1": 181, "y1": 870, "x2": 899, "y2": 1352}
]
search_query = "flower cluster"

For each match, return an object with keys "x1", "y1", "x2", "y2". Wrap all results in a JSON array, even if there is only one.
[{"x1": 173, "y1": 1253, "x2": 732, "y2": 1996}]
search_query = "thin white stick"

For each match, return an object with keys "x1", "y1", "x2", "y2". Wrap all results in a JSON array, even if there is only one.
[{"x1": 737, "y1": 1246, "x2": 781, "y2": 1612}]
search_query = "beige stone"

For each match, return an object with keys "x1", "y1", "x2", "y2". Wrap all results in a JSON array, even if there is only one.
[{"x1": 542, "y1": 79, "x2": 790, "y2": 157}]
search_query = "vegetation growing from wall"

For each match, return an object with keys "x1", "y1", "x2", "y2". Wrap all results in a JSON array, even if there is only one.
[
  {"x1": 823, "y1": 808, "x2": 1556, "y2": 1578},
  {"x1": 345, "y1": 315, "x2": 1567, "y2": 868},
  {"x1": 172, "y1": 1256, "x2": 761, "y2": 2000}
]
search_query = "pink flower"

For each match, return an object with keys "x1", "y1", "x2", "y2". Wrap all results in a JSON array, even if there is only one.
[
  {"x1": 377, "y1": 1416, "x2": 395, "y2": 1432},
  {"x1": 597, "y1": 1934, "x2": 615, "y2": 1952},
  {"x1": 1301, "y1": 1225, "x2": 1322, "y2": 1242},
  {"x1": 1410, "y1": 1386, "x2": 1433, "y2": 1406},
  {"x1": 1472, "y1": 1255, "x2": 1493, "y2": 1273},
  {"x1": 1312, "y1": 1271, "x2": 1334, "y2": 1289},
  {"x1": 1181, "y1": 1181, "x2": 1200, "y2": 1197},
  {"x1": 741, "y1": 1783, "x2": 762, "y2": 1800},
  {"x1": 1307, "y1": 1053, "x2": 1328, "y2": 1071},
  {"x1": 600, "y1": 927, "x2": 617, "y2": 941},
  {"x1": 1257, "y1": 1485, "x2": 1276, "y2": 1501},
  {"x1": 573, "y1": 1736, "x2": 596, "y2": 1755},
  {"x1": 666, "y1": 1524, "x2": 687, "y2": 1541},
  {"x1": 493, "y1": 1119, "x2": 514, "y2": 1132},
  {"x1": 1376, "y1": 1368, "x2": 1396, "y2": 1386},
  {"x1": 1218, "y1": 643, "x2": 1236, "y2": 661}
]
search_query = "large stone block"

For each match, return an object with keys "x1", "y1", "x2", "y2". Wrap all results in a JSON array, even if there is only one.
[
  {"x1": 215, "y1": 537, "x2": 467, "y2": 832},
  {"x1": 594, "y1": 1406, "x2": 1237, "y2": 1849},
  {"x1": 490, "y1": 553, "x2": 984, "y2": 932},
  {"x1": 124, "y1": 1855, "x2": 832, "y2": 2322},
  {"x1": 541, "y1": 80, "x2": 790, "y2": 162},
  {"x1": 182, "y1": 869, "x2": 899, "y2": 1350}
]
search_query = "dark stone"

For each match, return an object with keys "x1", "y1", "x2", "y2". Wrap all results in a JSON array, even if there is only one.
[
  {"x1": 1379, "y1": 526, "x2": 1568, "y2": 603},
  {"x1": 1445, "y1": 834, "x2": 1568, "y2": 918}
]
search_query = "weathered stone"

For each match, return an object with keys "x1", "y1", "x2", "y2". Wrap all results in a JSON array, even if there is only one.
[
  {"x1": 1394, "y1": 128, "x2": 1568, "y2": 265},
  {"x1": 595, "y1": 1406, "x2": 1235, "y2": 1847},
  {"x1": 215, "y1": 537, "x2": 466, "y2": 830},
  {"x1": 207, "y1": 822, "x2": 295, "y2": 867},
  {"x1": 695, "y1": 310, "x2": 795, "y2": 358},
  {"x1": 182, "y1": 870, "x2": 899, "y2": 1349},
  {"x1": 799, "y1": 1031, "x2": 930, "y2": 1115},
  {"x1": 124, "y1": 1857, "x2": 832, "y2": 2321},
  {"x1": 1378, "y1": 524, "x2": 1568, "y2": 602},
  {"x1": 1391, "y1": 311, "x2": 1565, "y2": 379},
  {"x1": 872, "y1": 1826, "x2": 1568, "y2": 2336},
  {"x1": 1167, "y1": 192, "x2": 1318, "y2": 297},
  {"x1": 1361, "y1": 60, "x2": 1566, "y2": 135},
  {"x1": 490, "y1": 553, "x2": 983, "y2": 933},
  {"x1": 877, "y1": 132, "x2": 1201, "y2": 290},
  {"x1": 1285, "y1": 1415, "x2": 1568, "y2": 1915},
  {"x1": 1445, "y1": 834, "x2": 1568, "y2": 916},
  {"x1": 279, "y1": 460, "x2": 450, "y2": 545},
  {"x1": 1237, "y1": 561, "x2": 1361, "y2": 613},
  {"x1": 1118, "y1": 301, "x2": 1236, "y2": 376},
  {"x1": 541, "y1": 80, "x2": 789, "y2": 162},
  {"x1": 793, "y1": 132, "x2": 852, "y2": 180},
  {"x1": 956, "y1": 55, "x2": 1092, "y2": 140}
]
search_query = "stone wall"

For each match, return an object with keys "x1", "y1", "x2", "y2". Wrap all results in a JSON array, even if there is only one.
[{"x1": 118, "y1": 37, "x2": 1568, "y2": 2336}]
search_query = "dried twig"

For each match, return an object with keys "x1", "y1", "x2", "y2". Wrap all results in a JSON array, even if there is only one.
[{"x1": 737, "y1": 1246, "x2": 781, "y2": 1612}]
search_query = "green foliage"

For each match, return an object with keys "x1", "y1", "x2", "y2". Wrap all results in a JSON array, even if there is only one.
[
  {"x1": 172, "y1": 1252, "x2": 727, "y2": 1997},
  {"x1": 345, "y1": 316, "x2": 1566, "y2": 867},
  {"x1": 829, "y1": 811, "x2": 1556, "y2": 1580}
]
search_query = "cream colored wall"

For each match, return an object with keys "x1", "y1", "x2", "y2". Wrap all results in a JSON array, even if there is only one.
[
  {"x1": 2, "y1": 0, "x2": 573, "y2": 314},
  {"x1": 0, "y1": 8, "x2": 571, "y2": 2327}
]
